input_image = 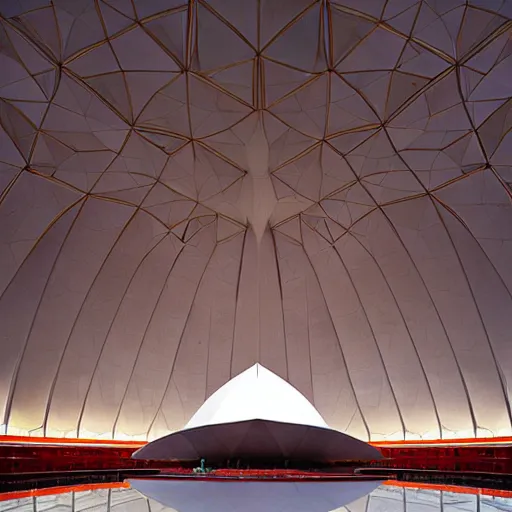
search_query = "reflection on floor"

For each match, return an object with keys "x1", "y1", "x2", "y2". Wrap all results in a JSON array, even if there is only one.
[
  {"x1": 1, "y1": 481, "x2": 512, "y2": 512},
  {"x1": 129, "y1": 478, "x2": 381, "y2": 512}
]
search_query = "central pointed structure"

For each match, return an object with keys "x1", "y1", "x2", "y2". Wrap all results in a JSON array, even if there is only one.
[
  {"x1": 133, "y1": 365, "x2": 381, "y2": 464},
  {"x1": 185, "y1": 364, "x2": 328, "y2": 430}
]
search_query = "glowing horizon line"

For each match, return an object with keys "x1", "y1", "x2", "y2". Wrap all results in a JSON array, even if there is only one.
[{"x1": 1, "y1": 434, "x2": 511, "y2": 448}]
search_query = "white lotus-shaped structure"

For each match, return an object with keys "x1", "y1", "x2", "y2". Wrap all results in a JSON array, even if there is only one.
[
  {"x1": 132, "y1": 364, "x2": 381, "y2": 462},
  {"x1": 0, "y1": 0, "x2": 512, "y2": 444},
  {"x1": 185, "y1": 364, "x2": 328, "y2": 430}
]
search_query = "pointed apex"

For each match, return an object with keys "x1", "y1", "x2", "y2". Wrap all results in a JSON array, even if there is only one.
[{"x1": 184, "y1": 363, "x2": 328, "y2": 431}]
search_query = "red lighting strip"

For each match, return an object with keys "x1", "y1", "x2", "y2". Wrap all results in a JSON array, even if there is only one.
[
  {"x1": 0, "y1": 482, "x2": 130, "y2": 502},
  {"x1": 2, "y1": 435, "x2": 512, "y2": 448},
  {"x1": 371, "y1": 436, "x2": 512, "y2": 447},
  {"x1": 0, "y1": 435, "x2": 146, "y2": 448}
]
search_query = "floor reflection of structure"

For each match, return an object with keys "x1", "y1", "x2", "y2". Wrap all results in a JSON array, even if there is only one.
[
  {"x1": 1, "y1": 481, "x2": 512, "y2": 512},
  {"x1": 129, "y1": 478, "x2": 381, "y2": 512}
]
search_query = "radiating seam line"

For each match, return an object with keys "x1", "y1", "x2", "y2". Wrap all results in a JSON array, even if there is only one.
[
  {"x1": 0, "y1": 196, "x2": 84, "y2": 303},
  {"x1": 203, "y1": 308, "x2": 213, "y2": 401},
  {"x1": 260, "y1": 1, "x2": 320, "y2": 53},
  {"x1": 433, "y1": 198, "x2": 512, "y2": 431},
  {"x1": 305, "y1": 274, "x2": 315, "y2": 405},
  {"x1": 330, "y1": 242, "x2": 407, "y2": 440},
  {"x1": 435, "y1": 195, "x2": 512, "y2": 304},
  {"x1": 66, "y1": 232, "x2": 168, "y2": 437},
  {"x1": 269, "y1": 228, "x2": 290, "y2": 381},
  {"x1": 2, "y1": 198, "x2": 86, "y2": 430},
  {"x1": 145, "y1": 229, "x2": 219, "y2": 438},
  {"x1": 376, "y1": 205, "x2": 478, "y2": 437},
  {"x1": 229, "y1": 229, "x2": 248, "y2": 379},
  {"x1": 197, "y1": 0, "x2": 256, "y2": 51},
  {"x1": 0, "y1": 167, "x2": 24, "y2": 210},
  {"x1": 297, "y1": 220, "x2": 371, "y2": 441},
  {"x1": 347, "y1": 230, "x2": 443, "y2": 438},
  {"x1": 111, "y1": 241, "x2": 186, "y2": 439},
  {"x1": 46, "y1": 206, "x2": 139, "y2": 437}
]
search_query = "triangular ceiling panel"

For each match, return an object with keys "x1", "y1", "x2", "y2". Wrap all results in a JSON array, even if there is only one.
[
  {"x1": 137, "y1": 74, "x2": 189, "y2": 136},
  {"x1": 85, "y1": 73, "x2": 132, "y2": 121},
  {"x1": 143, "y1": 7, "x2": 188, "y2": 66},
  {"x1": 269, "y1": 74, "x2": 327, "y2": 139},
  {"x1": 260, "y1": 0, "x2": 316, "y2": 49},
  {"x1": 264, "y1": 113, "x2": 317, "y2": 170},
  {"x1": 329, "y1": 6, "x2": 376, "y2": 66},
  {"x1": 207, "y1": 60, "x2": 254, "y2": 106},
  {"x1": 0, "y1": 99, "x2": 38, "y2": 160},
  {"x1": 396, "y1": 41, "x2": 451, "y2": 78},
  {"x1": 10, "y1": 6, "x2": 61, "y2": 59},
  {"x1": 273, "y1": 215, "x2": 302, "y2": 243},
  {"x1": 273, "y1": 143, "x2": 354, "y2": 201},
  {"x1": 384, "y1": 1, "x2": 421, "y2": 36},
  {"x1": 67, "y1": 42, "x2": 119, "y2": 76},
  {"x1": 263, "y1": 59, "x2": 313, "y2": 107},
  {"x1": 216, "y1": 216, "x2": 245, "y2": 242},
  {"x1": 412, "y1": 2, "x2": 465, "y2": 58},
  {"x1": 264, "y1": 2, "x2": 326, "y2": 72},
  {"x1": 98, "y1": 1, "x2": 135, "y2": 37},
  {"x1": 54, "y1": 1, "x2": 106, "y2": 60},
  {"x1": 110, "y1": 27, "x2": 181, "y2": 72},
  {"x1": 160, "y1": 142, "x2": 244, "y2": 201},
  {"x1": 336, "y1": 27, "x2": 406, "y2": 73},
  {"x1": 206, "y1": 0, "x2": 258, "y2": 48},
  {"x1": 457, "y1": 6, "x2": 507, "y2": 58},
  {"x1": 142, "y1": 183, "x2": 197, "y2": 227},
  {"x1": 191, "y1": 2, "x2": 255, "y2": 72},
  {"x1": 328, "y1": 73, "x2": 380, "y2": 133},
  {"x1": 187, "y1": 75, "x2": 252, "y2": 138}
]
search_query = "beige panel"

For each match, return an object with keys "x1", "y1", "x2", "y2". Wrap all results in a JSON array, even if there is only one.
[
  {"x1": 115, "y1": 222, "x2": 217, "y2": 438},
  {"x1": 46, "y1": 211, "x2": 169, "y2": 437},
  {"x1": 0, "y1": 202, "x2": 81, "y2": 428},
  {"x1": 162, "y1": 231, "x2": 246, "y2": 433},
  {"x1": 0, "y1": 173, "x2": 80, "y2": 295},
  {"x1": 387, "y1": 197, "x2": 511, "y2": 437},
  {"x1": 301, "y1": 222, "x2": 405, "y2": 440},
  {"x1": 352, "y1": 209, "x2": 474, "y2": 437},
  {"x1": 7, "y1": 199, "x2": 134, "y2": 434},
  {"x1": 74, "y1": 233, "x2": 183, "y2": 439},
  {"x1": 274, "y1": 231, "x2": 367, "y2": 439}
]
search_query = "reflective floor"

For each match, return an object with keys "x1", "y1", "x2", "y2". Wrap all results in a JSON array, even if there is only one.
[{"x1": 1, "y1": 480, "x2": 511, "y2": 512}]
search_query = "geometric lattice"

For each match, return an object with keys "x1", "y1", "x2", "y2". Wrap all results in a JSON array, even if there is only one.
[{"x1": 1, "y1": 0, "x2": 512, "y2": 442}]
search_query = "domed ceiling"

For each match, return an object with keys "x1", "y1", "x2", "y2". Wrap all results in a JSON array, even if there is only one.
[{"x1": 0, "y1": 0, "x2": 512, "y2": 442}]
